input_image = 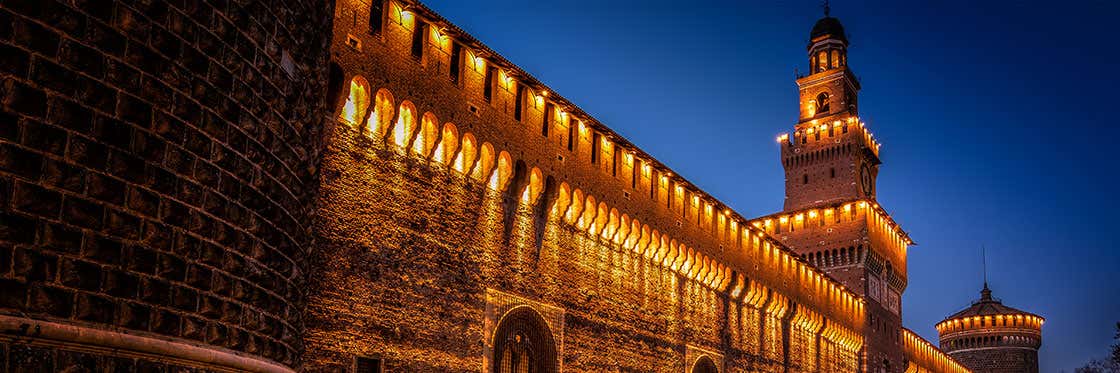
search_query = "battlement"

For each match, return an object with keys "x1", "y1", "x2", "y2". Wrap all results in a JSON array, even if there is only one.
[
  {"x1": 902, "y1": 328, "x2": 972, "y2": 373},
  {"x1": 778, "y1": 116, "x2": 881, "y2": 160},
  {"x1": 748, "y1": 199, "x2": 913, "y2": 276},
  {"x1": 330, "y1": 0, "x2": 868, "y2": 334}
]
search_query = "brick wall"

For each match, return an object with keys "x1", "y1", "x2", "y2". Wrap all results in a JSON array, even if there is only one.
[
  {"x1": 951, "y1": 348, "x2": 1038, "y2": 373},
  {"x1": 308, "y1": 0, "x2": 865, "y2": 371},
  {"x1": 0, "y1": 0, "x2": 333, "y2": 369}
]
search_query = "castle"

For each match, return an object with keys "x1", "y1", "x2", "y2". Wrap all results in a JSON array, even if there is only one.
[{"x1": 0, "y1": 0, "x2": 1041, "y2": 372}]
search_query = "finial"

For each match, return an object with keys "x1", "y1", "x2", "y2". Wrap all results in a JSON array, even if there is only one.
[{"x1": 822, "y1": 0, "x2": 831, "y2": 17}]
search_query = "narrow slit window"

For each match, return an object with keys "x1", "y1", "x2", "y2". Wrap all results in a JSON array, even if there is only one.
[
  {"x1": 567, "y1": 118, "x2": 575, "y2": 151},
  {"x1": 514, "y1": 83, "x2": 524, "y2": 121},
  {"x1": 591, "y1": 132, "x2": 600, "y2": 164},
  {"x1": 410, "y1": 20, "x2": 427, "y2": 60},
  {"x1": 368, "y1": 0, "x2": 384, "y2": 35},
  {"x1": 612, "y1": 145, "x2": 619, "y2": 176},
  {"x1": 483, "y1": 66, "x2": 495, "y2": 102},
  {"x1": 542, "y1": 102, "x2": 553, "y2": 137},
  {"x1": 449, "y1": 42, "x2": 462, "y2": 84}
]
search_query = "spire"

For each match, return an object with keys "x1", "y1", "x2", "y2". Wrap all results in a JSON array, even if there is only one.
[
  {"x1": 980, "y1": 245, "x2": 993, "y2": 301},
  {"x1": 981, "y1": 244, "x2": 988, "y2": 289},
  {"x1": 822, "y1": 0, "x2": 831, "y2": 17}
]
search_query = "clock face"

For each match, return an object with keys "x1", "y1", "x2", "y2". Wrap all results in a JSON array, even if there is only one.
[{"x1": 860, "y1": 164, "x2": 874, "y2": 196}]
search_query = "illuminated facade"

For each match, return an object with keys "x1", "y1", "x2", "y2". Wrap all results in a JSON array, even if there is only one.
[
  {"x1": 0, "y1": 0, "x2": 1029, "y2": 372},
  {"x1": 936, "y1": 285, "x2": 1044, "y2": 373}
]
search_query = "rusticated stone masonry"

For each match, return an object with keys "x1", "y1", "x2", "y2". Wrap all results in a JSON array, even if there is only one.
[{"x1": 0, "y1": 0, "x2": 333, "y2": 370}]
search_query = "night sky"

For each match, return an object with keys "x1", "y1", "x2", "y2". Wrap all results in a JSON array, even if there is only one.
[{"x1": 422, "y1": 1, "x2": 1119, "y2": 371}]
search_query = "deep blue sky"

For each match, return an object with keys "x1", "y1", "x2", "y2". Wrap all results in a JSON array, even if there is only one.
[{"x1": 423, "y1": 1, "x2": 1120, "y2": 371}]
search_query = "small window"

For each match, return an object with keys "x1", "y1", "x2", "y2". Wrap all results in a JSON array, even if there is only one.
[
  {"x1": 449, "y1": 43, "x2": 463, "y2": 84},
  {"x1": 355, "y1": 356, "x2": 381, "y2": 373},
  {"x1": 513, "y1": 83, "x2": 525, "y2": 121},
  {"x1": 817, "y1": 51, "x2": 827, "y2": 72},
  {"x1": 611, "y1": 146, "x2": 619, "y2": 176},
  {"x1": 483, "y1": 66, "x2": 495, "y2": 102},
  {"x1": 566, "y1": 118, "x2": 575, "y2": 151},
  {"x1": 542, "y1": 102, "x2": 553, "y2": 137},
  {"x1": 802, "y1": 174, "x2": 808, "y2": 184},
  {"x1": 830, "y1": 168, "x2": 835, "y2": 178},
  {"x1": 591, "y1": 132, "x2": 600, "y2": 164},
  {"x1": 369, "y1": 0, "x2": 384, "y2": 35},
  {"x1": 410, "y1": 20, "x2": 427, "y2": 60},
  {"x1": 831, "y1": 50, "x2": 840, "y2": 68}
]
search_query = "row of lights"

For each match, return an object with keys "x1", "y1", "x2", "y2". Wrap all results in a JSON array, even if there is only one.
[
  {"x1": 776, "y1": 117, "x2": 881, "y2": 156},
  {"x1": 902, "y1": 329, "x2": 971, "y2": 373},
  {"x1": 936, "y1": 314, "x2": 1045, "y2": 333},
  {"x1": 751, "y1": 200, "x2": 914, "y2": 247}
]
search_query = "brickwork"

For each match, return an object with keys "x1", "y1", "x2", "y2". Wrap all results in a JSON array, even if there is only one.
[
  {"x1": 949, "y1": 348, "x2": 1038, "y2": 373},
  {"x1": 0, "y1": 0, "x2": 333, "y2": 369},
  {"x1": 306, "y1": 0, "x2": 866, "y2": 371}
]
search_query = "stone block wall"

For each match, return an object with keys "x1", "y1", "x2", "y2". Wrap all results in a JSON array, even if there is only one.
[{"x1": 0, "y1": 0, "x2": 333, "y2": 369}]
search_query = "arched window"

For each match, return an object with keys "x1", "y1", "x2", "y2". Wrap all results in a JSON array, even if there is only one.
[
  {"x1": 693, "y1": 355, "x2": 718, "y2": 373},
  {"x1": 493, "y1": 307, "x2": 558, "y2": 373},
  {"x1": 817, "y1": 51, "x2": 828, "y2": 72},
  {"x1": 831, "y1": 50, "x2": 840, "y2": 68},
  {"x1": 339, "y1": 76, "x2": 370, "y2": 125},
  {"x1": 816, "y1": 92, "x2": 830, "y2": 114}
]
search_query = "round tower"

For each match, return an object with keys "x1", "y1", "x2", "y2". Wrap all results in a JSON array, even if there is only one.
[
  {"x1": 936, "y1": 284, "x2": 1044, "y2": 373},
  {"x1": 0, "y1": 0, "x2": 333, "y2": 371}
]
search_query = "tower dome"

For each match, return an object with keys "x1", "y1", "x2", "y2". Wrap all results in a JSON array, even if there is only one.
[
  {"x1": 810, "y1": 16, "x2": 848, "y2": 44},
  {"x1": 805, "y1": 6, "x2": 851, "y2": 76},
  {"x1": 936, "y1": 284, "x2": 1044, "y2": 373}
]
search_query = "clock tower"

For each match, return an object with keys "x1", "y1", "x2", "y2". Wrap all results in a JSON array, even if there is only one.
[
  {"x1": 761, "y1": 9, "x2": 911, "y2": 372},
  {"x1": 782, "y1": 9, "x2": 880, "y2": 212}
]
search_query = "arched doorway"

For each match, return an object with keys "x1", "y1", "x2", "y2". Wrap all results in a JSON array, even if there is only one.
[
  {"x1": 692, "y1": 355, "x2": 718, "y2": 373},
  {"x1": 493, "y1": 306, "x2": 558, "y2": 373}
]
